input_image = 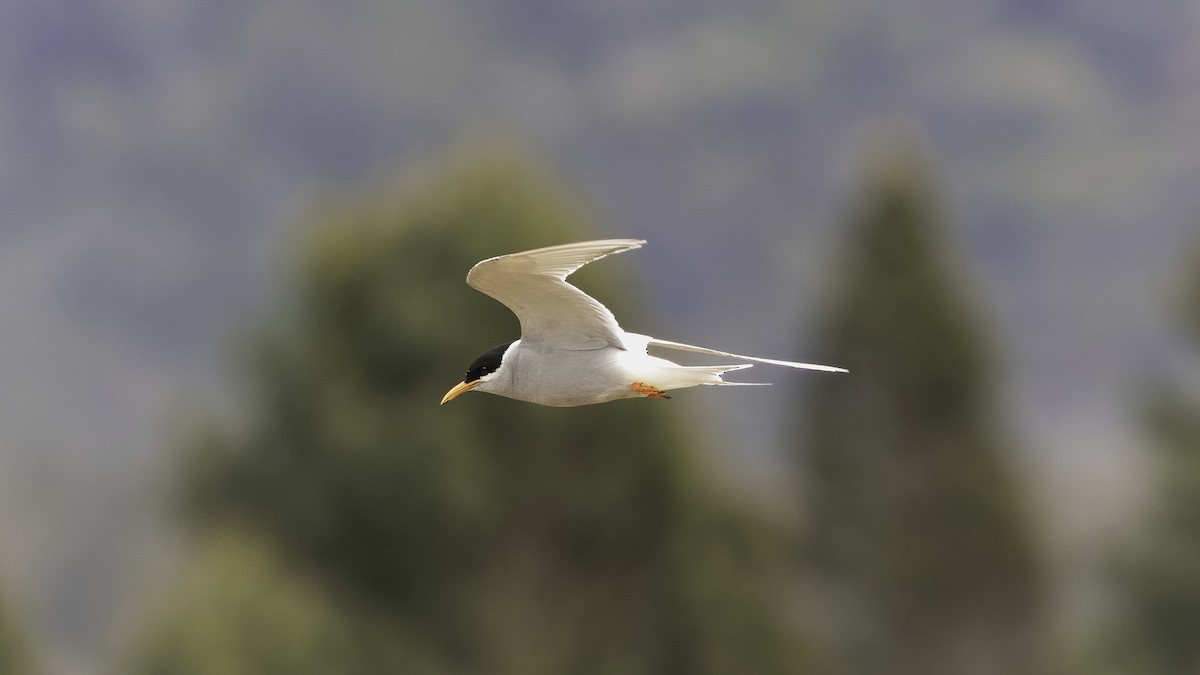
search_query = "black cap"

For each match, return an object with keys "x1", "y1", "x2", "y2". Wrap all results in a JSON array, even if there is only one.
[{"x1": 464, "y1": 342, "x2": 513, "y2": 383}]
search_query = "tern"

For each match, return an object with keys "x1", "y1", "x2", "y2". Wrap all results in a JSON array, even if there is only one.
[{"x1": 440, "y1": 239, "x2": 845, "y2": 407}]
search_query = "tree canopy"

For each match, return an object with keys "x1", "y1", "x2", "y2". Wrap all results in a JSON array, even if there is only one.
[
  {"x1": 794, "y1": 157, "x2": 1044, "y2": 675},
  {"x1": 120, "y1": 148, "x2": 812, "y2": 674},
  {"x1": 1103, "y1": 236, "x2": 1200, "y2": 675},
  {"x1": 0, "y1": 582, "x2": 38, "y2": 675}
]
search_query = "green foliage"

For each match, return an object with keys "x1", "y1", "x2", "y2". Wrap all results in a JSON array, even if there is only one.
[
  {"x1": 0, "y1": 583, "x2": 38, "y2": 675},
  {"x1": 137, "y1": 148, "x2": 810, "y2": 674},
  {"x1": 117, "y1": 532, "x2": 437, "y2": 675},
  {"x1": 1103, "y1": 242, "x2": 1200, "y2": 675},
  {"x1": 794, "y1": 157, "x2": 1043, "y2": 675}
]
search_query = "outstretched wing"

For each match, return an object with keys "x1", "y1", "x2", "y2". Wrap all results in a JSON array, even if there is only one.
[{"x1": 467, "y1": 239, "x2": 645, "y2": 350}]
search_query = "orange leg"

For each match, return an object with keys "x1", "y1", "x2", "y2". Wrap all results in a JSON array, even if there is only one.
[{"x1": 631, "y1": 382, "x2": 671, "y2": 399}]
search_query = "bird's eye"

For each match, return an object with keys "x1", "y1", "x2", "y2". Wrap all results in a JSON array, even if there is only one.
[{"x1": 462, "y1": 342, "x2": 511, "y2": 383}]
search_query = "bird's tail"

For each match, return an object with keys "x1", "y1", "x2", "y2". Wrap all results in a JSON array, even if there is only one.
[
  {"x1": 641, "y1": 336, "x2": 847, "y2": 373},
  {"x1": 677, "y1": 363, "x2": 770, "y2": 387}
]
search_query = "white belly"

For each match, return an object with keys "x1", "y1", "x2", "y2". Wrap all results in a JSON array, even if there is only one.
[
  {"x1": 494, "y1": 340, "x2": 735, "y2": 407},
  {"x1": 502, "y1": 344, "x2": 642, "y2": 407}
]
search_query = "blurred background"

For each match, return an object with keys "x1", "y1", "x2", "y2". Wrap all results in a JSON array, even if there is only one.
[{"x1": 2, "y1": 0, "x2": 1199, "y2": 673}]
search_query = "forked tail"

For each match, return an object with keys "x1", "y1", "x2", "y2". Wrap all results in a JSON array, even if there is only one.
[
  {"x1": 640, "y1": 335, "x2": 848, "y2": 373},
  {"x1": 686, "y1": 363, "x2": 770, "y2": 387}
]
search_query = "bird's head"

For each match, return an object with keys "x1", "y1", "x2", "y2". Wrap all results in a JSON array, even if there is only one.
[{"x1": 440, "y1": 341, "x2": 514, "y2": 404}]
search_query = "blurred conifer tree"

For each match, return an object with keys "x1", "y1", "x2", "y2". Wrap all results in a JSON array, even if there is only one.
[
  {"x1": 121, "y1": 147, "x2": 811, "y2": 674},
  {"x1": 1103, "y1": 241, "x2": 1200, "y2": 674},
  {"x1": 793, "y1": 156, "x2": 1043, "y2": 675}
]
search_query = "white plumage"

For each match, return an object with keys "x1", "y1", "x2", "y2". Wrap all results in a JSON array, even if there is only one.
[{"x1": 441, "y1": 239, "x2": 845, "y2": 407}]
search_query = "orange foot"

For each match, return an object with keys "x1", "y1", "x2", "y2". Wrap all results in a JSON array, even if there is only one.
[{"x1": 631, "y1": 382, "x2": 671, "y2": 399}]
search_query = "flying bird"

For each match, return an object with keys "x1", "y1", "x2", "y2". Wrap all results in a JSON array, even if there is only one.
[{"x1": 440, "y1": 239, "x2": 845, "y2": 407}]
